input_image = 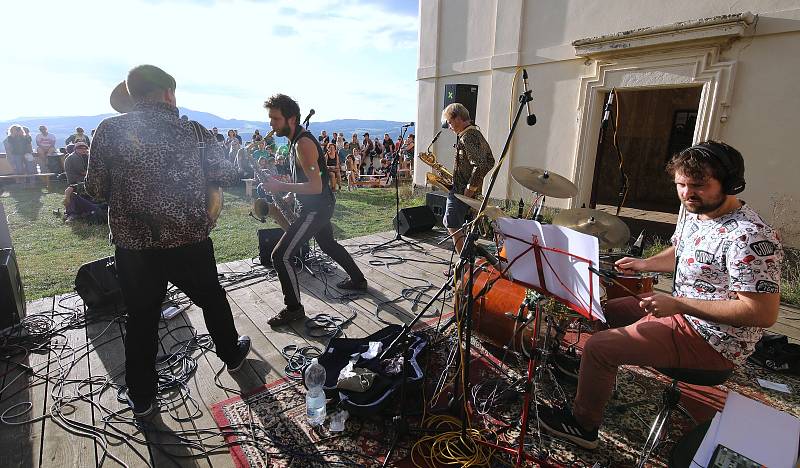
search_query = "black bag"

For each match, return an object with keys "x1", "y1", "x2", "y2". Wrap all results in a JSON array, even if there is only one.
[
  {"x1": 315, "y1": 324, "x2": 427, "y2": 417},
  {"x1": 748, "y1": 333, "x2": 800, "y2": 375},
  {"x1": 75, "y1": 257, "x2": 125, "y2": 313}
]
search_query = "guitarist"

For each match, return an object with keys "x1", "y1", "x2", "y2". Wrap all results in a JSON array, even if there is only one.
[
  {"x1": 87, "y1": 65, "x2": 251, "y2": 418},
  {"x1": 260, "y1": 93, "x2": 368, "y2": 326}
]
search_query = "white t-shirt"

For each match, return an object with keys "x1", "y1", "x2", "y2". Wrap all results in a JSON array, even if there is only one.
[{"x1": 672, "y1": 203, "x2": 783, "y2": 365}]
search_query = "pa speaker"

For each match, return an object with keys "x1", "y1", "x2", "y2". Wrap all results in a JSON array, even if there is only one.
[
  {"x1": 443, "y1": 84, "x2": 479, "y2": 121},
  {"x1": 394, "y1": 206, "x2": 436, "y2": 236},
  {"x1": 0, "y1": 248, "x2": 25, "y2": 330},
  {"x1": 258, "y1": 228, "x2": 309, "y2": 267},
  {"x1": 425, "y1": 192, "x2": 447, "y2": 227},
  {"x1": 75, "y1": 256, "x2": 124, "y2": 313}
]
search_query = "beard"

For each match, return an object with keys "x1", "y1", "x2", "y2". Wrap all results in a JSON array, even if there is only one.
[
  {"x1": 274, "y1": 123, "x2": 291, "y2": 138},
  {"x1": 682, "y1": 193, "x2": 726, "y2": 214}
]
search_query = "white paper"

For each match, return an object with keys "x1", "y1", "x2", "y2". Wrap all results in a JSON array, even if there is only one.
[
  {"x1": 713, "y1": 391, "x2": 800, "y2": 468},
  {"x1": 360, "y1": 341, "x2": 383, "y2": 360},
  {"x1": 756, "y1": 378, "x2": 792, "y2": 394},
  {"x1": 497, "y1": 218, "x2": 604, "y2": 322}
]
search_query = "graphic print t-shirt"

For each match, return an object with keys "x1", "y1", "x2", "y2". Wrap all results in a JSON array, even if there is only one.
[{"x1": 672, "y1": 203, "x2": 783, "y2": 365}]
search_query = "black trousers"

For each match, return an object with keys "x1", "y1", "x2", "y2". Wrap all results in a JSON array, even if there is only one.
[
  {"x1": 272, "y1": 202, "x2": 365, "y2": 308},
  {"x1": 115, "y1": 238, "x2": 240, "y2": 404}
]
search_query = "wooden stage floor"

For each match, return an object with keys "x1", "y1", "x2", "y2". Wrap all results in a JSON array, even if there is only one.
[{"x1": 1, "y1": 228, "x2": 798, "y2": 467}]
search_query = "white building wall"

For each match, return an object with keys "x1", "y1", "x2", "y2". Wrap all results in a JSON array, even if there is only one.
[{"x1": 416, "y1": 0, "x2": 800, "y2": 246}]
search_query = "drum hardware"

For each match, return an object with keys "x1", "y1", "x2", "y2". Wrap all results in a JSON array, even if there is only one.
[
  {"x1": 553, "y1": 207, "x2": 631, "y2": 250},
  {"x1": 588, "y1": 265, "x2": 649, "y2": 301}
]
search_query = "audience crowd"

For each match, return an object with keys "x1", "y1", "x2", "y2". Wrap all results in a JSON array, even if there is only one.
[{"x1": 2, "y1": 122, "x2": 415, "y2": 223}]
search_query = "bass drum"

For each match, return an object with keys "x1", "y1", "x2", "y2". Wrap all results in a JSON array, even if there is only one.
[{"x1": 469, "y1": 264, "x2": 532, "y2": 353}]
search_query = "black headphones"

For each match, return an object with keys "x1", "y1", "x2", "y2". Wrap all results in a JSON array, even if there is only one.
[{"x1": 688, "y1": 141, "x2": 746, "y2": 195}]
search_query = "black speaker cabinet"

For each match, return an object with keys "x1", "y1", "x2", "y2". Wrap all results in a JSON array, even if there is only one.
[
  {"x1": 394, "y1": 206, "x2": 436, "y2": 236},
  {"x1": 258, "y1": 228, "x2": 309, "y2": 267},
  {"x1": 75, "y1": 257, "x2": 124, "y2": 313},
  {"x1": 443, "y1": 84, "x2": 479, "y2": 121},
  {"x1": 425, "y1": 192, "x2": 447, "y2": 227},
  {"x1": 0, "y1": 248, "x2": 25, "y2": 330}
]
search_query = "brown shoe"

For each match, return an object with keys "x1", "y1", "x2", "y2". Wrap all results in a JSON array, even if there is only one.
[{"x1": 268, "y1": 305, "x2": 305, "y2": 327}]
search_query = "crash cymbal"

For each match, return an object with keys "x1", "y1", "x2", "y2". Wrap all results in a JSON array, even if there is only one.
[
  {"x1": 552, "y1": 208, "x2": 631, "y2": 250},
  {"x1": 511, "y1": 167, "x2": 578, "y2": 199},
  {"x1": 453, "y1": 194, "x2": 509, "y2": 220}
]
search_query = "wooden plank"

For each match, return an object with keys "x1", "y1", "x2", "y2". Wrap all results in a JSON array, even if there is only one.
[
  {"x1": 0, "y1": 297, "x2": 55, "y2": 468},
  {"x1": 39, "y1": 293, "x2": 96, "y2": 467},
  {"x1": 83, "y1": 302, "x2": 152, "y2": 467}
]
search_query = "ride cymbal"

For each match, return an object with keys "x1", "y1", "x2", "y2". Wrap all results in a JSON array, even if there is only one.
[
  {"x1": 552, "y1": 208, "x2": 630, "y2": 249},
  {"x1": 511, "y1": 167, "x2": 578, "y2": 199}
]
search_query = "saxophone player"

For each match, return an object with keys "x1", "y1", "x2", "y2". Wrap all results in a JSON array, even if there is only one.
[
  {"x1": 441, "y1": 103, "x2": 495, "y2": 257},
  {"x1": 259, "y1": 94, "x2": 368, "y2": 327}
]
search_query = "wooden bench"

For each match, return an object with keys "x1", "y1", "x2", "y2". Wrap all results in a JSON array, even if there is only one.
[{"x1": 0, "y1": 173, "x2": 57, "y2": 191}]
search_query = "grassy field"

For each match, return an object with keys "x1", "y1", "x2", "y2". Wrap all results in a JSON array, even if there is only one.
[{"x1": 1, "y1": 181, "x2": 424, "y2": 301}]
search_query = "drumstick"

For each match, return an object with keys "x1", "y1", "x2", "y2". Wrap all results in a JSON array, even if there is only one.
[{"x1": 587, "y1": 265, "x2": 645, "y2": 302}]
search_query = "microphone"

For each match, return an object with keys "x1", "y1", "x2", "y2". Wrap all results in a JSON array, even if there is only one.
[
  {"x1": 475, "y1": 244, "x2": 501, "y2": 270},
  {"x1": 522, "y1": 69, "x2": 536, "y2": 126},
  {"x1": 441, "y1": 120, "x2": 449, "y2": 129},
  {"x1": 401, "y1": 122, "x2": 414, "y2": 128},
  {"x1": 602, "y1": 89, "x2": 615, "y2": 130},
  {"x1": 303, "y1": 109, "x2": 315, "y2": 127}
]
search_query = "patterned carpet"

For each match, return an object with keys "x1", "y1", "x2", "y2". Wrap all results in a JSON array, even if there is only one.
[{"x1": 212, "y1": 330, "x2": 800, "y2": 467}]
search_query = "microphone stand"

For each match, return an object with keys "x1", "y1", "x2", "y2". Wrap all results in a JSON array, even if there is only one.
[{"x1": 371, "y1": 124, "x2": 422, "y2": 253}]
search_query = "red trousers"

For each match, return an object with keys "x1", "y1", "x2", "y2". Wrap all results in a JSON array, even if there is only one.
[{"x1": 572, "y1": 294, "x2": 734, "y2": 429}]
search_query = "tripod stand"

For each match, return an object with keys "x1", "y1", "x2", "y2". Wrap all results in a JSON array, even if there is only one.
[{"x1": 371, "y1": 124, "x2": 420, "y2": 253}]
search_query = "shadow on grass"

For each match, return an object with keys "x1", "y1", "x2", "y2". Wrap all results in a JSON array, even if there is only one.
[{"x1": 4, "y1": 184, "x2": 46, "y2": 222}]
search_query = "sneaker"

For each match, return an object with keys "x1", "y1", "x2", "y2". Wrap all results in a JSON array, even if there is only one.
[
  {"x1": 538, "y1": 405, "x2": 599, "y2": 449},
  {"x1": 127, "y1": 395, "x2": 156, "y2": 418},
  {"x1": 226, "y1": 336, "x2": 252, "y2": 373},
  {"x1": 553, "y1": 352, "x2": 581, "y2": 381},
  {"x1": 268, "y1": 305, "x2": 306, "y2": 327},
  {"x1": 336, "y1": 277, "x2": 368, "y2": 291}
]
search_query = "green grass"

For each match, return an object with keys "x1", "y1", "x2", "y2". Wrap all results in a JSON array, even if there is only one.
[{"x1": 1, "y1": 181, "x2": 424, "y2": 301}]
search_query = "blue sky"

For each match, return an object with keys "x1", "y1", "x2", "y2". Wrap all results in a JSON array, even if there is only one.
[{"x1": 0, "y1": 0, "x2": 419, "y2": 122}]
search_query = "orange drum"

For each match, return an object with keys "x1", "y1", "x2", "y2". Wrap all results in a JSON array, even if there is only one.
[
  {"x1": 601, "y1": 273, "x2": 654, "y2": 300},
  {"x1": 468, "y1": 264, "x2": 533, "y2": 353}
]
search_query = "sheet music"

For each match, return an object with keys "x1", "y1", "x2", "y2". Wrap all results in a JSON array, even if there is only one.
[{"x1": 497, "y1": 218, "x2": 604, "y2": 322}]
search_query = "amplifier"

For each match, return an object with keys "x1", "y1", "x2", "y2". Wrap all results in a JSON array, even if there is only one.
[{"x1": 0, "y1": 248, "x2": 25, "y2": 330}]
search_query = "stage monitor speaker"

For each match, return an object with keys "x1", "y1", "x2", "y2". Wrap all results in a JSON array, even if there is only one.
[
  {"x1": 258, "y1": 228, "x2": 309, "y2": 267},
  {"x1": 0, "y1": 248, "x2": 25, "y2": 330},
  {"x1": 394, "y1": 206, "x2": 436, "y2": 236},
  {"x1": 425, "y1": 192, "x2": 447, "y2": 227},
  {"x1": 75, "y1": 256, "x2": 125, "y2": 313},
  {"x1": 443, "y1": 84, "x2": 479, "y2": 121}
]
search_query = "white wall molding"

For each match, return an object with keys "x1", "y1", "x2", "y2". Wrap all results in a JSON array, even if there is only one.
[{"x1": 570, "y1": 47, "x2": 738, "y2": 208}]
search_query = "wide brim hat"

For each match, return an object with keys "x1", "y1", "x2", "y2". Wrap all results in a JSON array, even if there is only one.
[{"x1": 110, "y1": 81, "x2": 135, "y2": 113}]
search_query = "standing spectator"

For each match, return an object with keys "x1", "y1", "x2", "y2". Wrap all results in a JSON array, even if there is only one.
[
  {"x1": 338, "y1": 142, "x2": 349, "y2": 165},
  {"x1": 318, "y1": 130, "x2": 329, "y2": 145},
  {"x1": 224, "y1": 130, "x2": 237, "y2": 153},
  {"x1": 211, "y1": 127, "x2": 224, "y2": 143},
  {"x1": 4, "y1": 125, "x2": 31, "y2": 178},
  {"x1": 234, "y1": 129, "x2": 242, "y2": 144},
  {"x1": 21, "y1": 127, "x2": 35, "y2": 173},
  {"x1": 373, "y1": 137, "x2": 383, "y2": 164},
  {"x1": 250, "y1": 140, "x2": 270, "y2": 161},
  {"x1": 350, "y1": 133, "x2": 360, "y2": 152},
  {"x1": 252, "y1": 129, "x2": 263, "y2": 142},
  {"x1": 325, "y1": 142, "x2": 341, "y2": 192},
  {"x1": 403, "y1": 134, "x2": 415, "y2": 171},
  {"x1": 35, "y1": 125, "x2": 56, "y2": 166},
  {"x1": 362, "y1": 132, "x2": 374, "y2": 163},
  {"x1": 65, "y1": 127, "x2": 91, "y2": 146},
  {"x1": 336, "y1": 133, "x2": 345, "y2": 151},
  {"x1": 345, "y1": 153, "x2": 358, "y2": 189}
]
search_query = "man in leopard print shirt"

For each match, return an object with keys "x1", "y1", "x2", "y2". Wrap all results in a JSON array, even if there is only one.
[{"x1": 86, "y1": 65, "x2": 251, "y2": 418}]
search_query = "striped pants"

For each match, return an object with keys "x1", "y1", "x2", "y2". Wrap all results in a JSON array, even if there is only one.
[{"x1": 272, "y1": 202, "x2": 365, "y2": 308}]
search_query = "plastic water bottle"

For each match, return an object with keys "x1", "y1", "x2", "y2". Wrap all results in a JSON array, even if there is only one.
[
  {"x1": 36, "y1": 163, "x2": 41, "y2": 174},
  {"x1": 304, "y1": 358, "x2": 327, "y2": 426}
]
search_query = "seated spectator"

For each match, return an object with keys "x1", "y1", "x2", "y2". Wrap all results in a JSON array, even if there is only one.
[
  {"x1": 252, "y1": 129, "x2": 263, "y2": 142},
  {"x1": 403, "y1": 134, "x2": 415, "y2": 171},
  {"x1": 65, "y1": 127, "x2": 91, "y2": 146},
  {"x1": 383, "y1": 133, "x2": 395, "y2": 155},
  {"x1": 234, "y1": 129, "x2": 242, "y2": 144},
  {"x1": 228, "y1": 139, "x2": 245, "y2": 163},
  {"x1": 325, "y1": 143, "x2": 341, "y2": 191},
  {"x1": 235, "y1": 145, "x2": 254, "y2": 178},
  {"x1": 3, "y1": 125, "x2": 33, "y2": 178},
  {"x1": 275, "y1": 154, "x2": 290, "y2": 177},
  {"x1": 251, "y1": 140, "x2": 270, "y2": 160},
  {"x1": 350, "y1": 133, "x2": 361, "y2": 152},
  {"x1": 338, "y1": 142, "x2": 349, "y2": 165},
  {"x1": 62, "y1": 142, "x2": 104, "y2": 222},
  {"x1": 35, "y1": 126, "x2": 56, "y2": 169}
]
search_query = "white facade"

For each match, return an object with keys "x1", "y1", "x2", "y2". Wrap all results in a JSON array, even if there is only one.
[{"x1": 416, "y1": 0, "x2": 800, "y2": 247}]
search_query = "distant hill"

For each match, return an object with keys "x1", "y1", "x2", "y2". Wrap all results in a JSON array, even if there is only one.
[{"x1": 0, "y1": 109, "x2": 411, "y2": 148}]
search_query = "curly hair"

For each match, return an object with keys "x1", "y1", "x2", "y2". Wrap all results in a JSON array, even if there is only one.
[
  {"x1": 665, "y1": 140, "x2": 742, "y2": 183},
  {"x1": 263, "y1": 94, "x2": 301, "y2": 125}
]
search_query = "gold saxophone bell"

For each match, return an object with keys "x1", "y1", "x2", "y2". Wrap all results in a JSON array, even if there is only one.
[
  {"x1": 419, "y1": 150, "x2": 453, "y2": 192},
  {"x1": 253, "y1": 198, "x2": 270, "y2": 221}
]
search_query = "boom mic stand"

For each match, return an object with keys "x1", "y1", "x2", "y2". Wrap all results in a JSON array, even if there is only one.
[{"x1": 372, "y1": 123, "x2": 421, "y2": 253}]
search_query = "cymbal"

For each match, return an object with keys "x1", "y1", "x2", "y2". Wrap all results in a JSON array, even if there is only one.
[
  {"x1": 453, "y1": 194, "x2": 508, "y2": 220},
  {"x1": 511, "y1": 167, "x2": 578, "y2": 198},
  {"x1": 552, "y1": 208, "x2": 631, "y2": 249}
]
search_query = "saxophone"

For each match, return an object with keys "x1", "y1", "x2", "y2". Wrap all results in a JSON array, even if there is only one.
[
  {"x1": 252, "y1": 130, "x2": 296, "y2": 230},
  {"x1": 418, "y1": 131, "x2": 453, "y2": 192}
]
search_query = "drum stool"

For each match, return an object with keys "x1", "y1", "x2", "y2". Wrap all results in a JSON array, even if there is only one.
[{"x1": 614, "y1": 367, "x2": 733, "y2": 468}]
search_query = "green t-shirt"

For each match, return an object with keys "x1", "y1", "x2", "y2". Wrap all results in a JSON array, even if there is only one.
[{"x1": 252, "y1": 149, "x2": 270, "y2": 160}]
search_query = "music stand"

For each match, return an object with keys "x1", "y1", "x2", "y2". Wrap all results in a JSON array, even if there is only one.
[{"x1": 371, "y1": 124, "x2": 421, "y2": 253}]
